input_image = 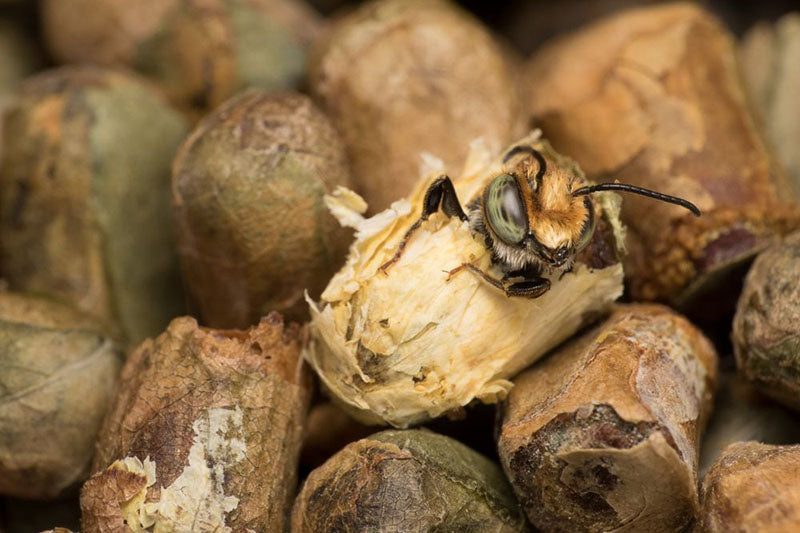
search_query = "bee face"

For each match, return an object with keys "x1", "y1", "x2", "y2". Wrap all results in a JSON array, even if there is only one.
[{"x1": 481, "y1": 151, "x2": 596, "y2": 271}]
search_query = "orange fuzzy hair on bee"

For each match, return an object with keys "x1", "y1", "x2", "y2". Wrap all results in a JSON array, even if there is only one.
[
  {"x1": 469, "y1": 146, "x2": 595, "y2": 273},
  {"x1": 512, "y1": 154, "x2": 591, "y2": 251}
]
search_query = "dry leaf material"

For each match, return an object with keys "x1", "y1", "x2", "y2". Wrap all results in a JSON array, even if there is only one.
[
  {"x1": 172, "y1": 90, "x2": 353, "y2": 327},
  {"x1": 291, "y1": 429, "x2": 530, "y2": 532},
  {"x1": 41, "y1": 0, "x2": 321, "y2": 112},
  {"x1": 701, "y1": 442, "x2": 800, "y2": 532},
  {"x1": 526, "y1": 3, "x2": 800, "y2": 306},
  {"x1": 0, "y1": 65, "x2": 188, "y2": 344},
  {"x1": 740, "y1": 13, "x2": 800, "y2": 197},
  {"x1": 309, "y1": 0, "x2": 524, "y2": 212},
  {"x1": 699, "y1": 372, "x2": 800, "y2": 477},
  {"x1": 733, "y1": 231, "x2": 800, "y2": 411},
  {"x1": 80, "y1": 313, "x2": 311, "y2": 533},
  {"x1": 497, "y1": 304, "x2": 717, "y2": 532},
  {"x1": 0, "y1": 292, "x2": 120, "y2": 499},
  {"x1": 307, "y1": 133, "x2": 625, "y2": 427}
]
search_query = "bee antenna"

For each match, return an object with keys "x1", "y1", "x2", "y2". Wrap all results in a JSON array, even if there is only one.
[
  {"x1": 503, "y1": 145, "x2": 546, "y2": 187},
  {"x1": 572, "y1": 183, "x2": 701, "y2": 217}
]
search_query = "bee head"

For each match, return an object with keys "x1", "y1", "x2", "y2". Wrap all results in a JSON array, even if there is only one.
[
  {"x1": 483, "y1": 144, "x2": 701, "y2": 270},
  {"x1": 482, "y1": 146, "x2": 595, "y2": 269}
]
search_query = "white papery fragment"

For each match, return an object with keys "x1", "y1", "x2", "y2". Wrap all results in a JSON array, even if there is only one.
[{"x1": 112, "y1": 407, "x2": 247, "y2": 533}]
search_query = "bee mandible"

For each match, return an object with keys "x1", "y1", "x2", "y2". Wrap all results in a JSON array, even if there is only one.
[{"x1": 380, "y1": 141, "x2": 701, "y2": 298}]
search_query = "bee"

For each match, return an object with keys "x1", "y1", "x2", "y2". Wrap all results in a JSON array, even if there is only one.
[{"x1": 380, "y1": 141, "x2": 700, "y2": 298}]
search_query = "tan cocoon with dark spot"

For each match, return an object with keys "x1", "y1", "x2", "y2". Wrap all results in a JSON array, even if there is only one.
[
  {"x1": 80, "y1": 314, "x2": 312, "y2": 533},
  {"x1": 498, "y1": 304, "x2": 717, "y2": 532},
  {"x1": 525, "y1": 3, "x2": 800, "y2": 306}
]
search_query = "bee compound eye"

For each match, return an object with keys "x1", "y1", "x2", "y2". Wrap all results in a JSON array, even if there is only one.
[{"x1": 485, "y1": 174, "x2": 527, "y2": 245}]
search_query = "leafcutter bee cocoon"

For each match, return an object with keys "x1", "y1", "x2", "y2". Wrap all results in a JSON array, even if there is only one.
[{"x1": 306, "y1": 131, "x2": 699, "y2": 427}]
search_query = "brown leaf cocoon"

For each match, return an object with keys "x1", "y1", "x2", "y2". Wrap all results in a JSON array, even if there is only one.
[
  {"x1": 172, "y1": 90, "x2": 354, "y2": 327},
  {"x1": 733, "y1": 230, "x2": 800, "y2": 411},
  {"x1": 307, "y1": 133, "x2": 625, "y2": 427},
  {"x1": 526, "y1": 3, "x2": 800, "y2": 305},
  {"x1": 292, "y1": 429, "x2": 530, "y2": 532},
  {"x1": 40, "y1": 0, "x2": 322, "y2": 111},
  {"x1": 498, "y1": 303, "x2": 718, "y2": 532},
  {"x1": 309, "y1": 0, "x2": 525, "y2": 212},
  {"x1": 0, "y1": 65, "x2": 188, "y2": 344},
  {"x1": 701, "y1": 442, "x2": 800, "y2": 532},
  {"x1": 80, "y1": 313, "x2": 312, "y2": 533},
  {"x1": 0, "y1": 292, "x2": 121, "y2": 499},
  {"x1": 80, "y1": 460, "x2": 149, "y2": 533}
]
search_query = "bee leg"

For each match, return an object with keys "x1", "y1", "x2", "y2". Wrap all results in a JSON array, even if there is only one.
[
  {"x1": 505, "y1": 264, "x2": 550, "y2": 297},
  {"x1": 434, "y1": 177, "x2": 468, "y2": 222},
  {"x1": 450, "y1": 263, "x2": 550, "y2": 298},
  {"x1": 449, "y1": 263, "x2": 551, "y2": 299},
  {"x1": 505, "y1": 277, "x2": 550, "y2": 298},
  {"x1": 447, "y1": 263, "x2": 506, "y2": 291},
  {"x1": 380, "y1": 175, "x2": 467, "y2": 273}
]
